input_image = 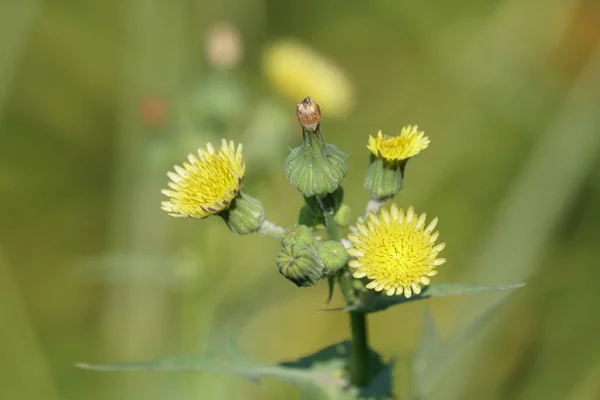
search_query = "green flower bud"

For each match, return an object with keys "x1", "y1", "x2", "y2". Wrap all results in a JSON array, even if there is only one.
[
  {"x1": 333, "y1": 204, "x2": 352, "y2": 227},
  {"x1": 277, "y1": 243, "x2": 324, "y2": 287},
  {"x1": 316, "y1": 240, "x2": 349, "y2": 275},
  {"x1": 282, "y1": 224, "x2": 316, "y2": 247},
  {"x1": 364, "y1": 156, "x2": 407, "y2": 200},
  {"x1": 284, "y1": 98, "x2": 348, "y2": 197},
  {"x1": 219, "y1": 192, "x2": 265, "y2": 234},
  {"x1": 303, "y1": 186, "x2": 344, "y2": 217}
]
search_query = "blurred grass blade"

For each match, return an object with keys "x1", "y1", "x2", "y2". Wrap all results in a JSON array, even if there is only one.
[
  {"x1": 412, "y1": 299, "x2": 513, "y2": 398},
  {"x1": 441, "y1": 44, "x2": 600, "y2": 400},
  {"x1": 0, "y1": 249, "x2": 61, "y2": 400},
  {"x1": 322, "y1": 282, "x2": 524, "y2": 313},
  {"x1": 0, "y1": 0, "x2": 41, "y2": 120}
]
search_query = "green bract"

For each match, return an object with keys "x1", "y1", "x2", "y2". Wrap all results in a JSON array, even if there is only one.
[
  {"x1": 364, "y1": 156, "x2": 406, "y2": 200},
  {"x1": 220, "y1": 192, "x2": 265, "y2": 235}
]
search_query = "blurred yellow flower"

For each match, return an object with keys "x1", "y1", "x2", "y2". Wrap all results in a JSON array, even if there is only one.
[
  {"x1": 367, "y1": 126, "x2": 430, "y2": 161},
  {"x1": 263, "y1": 40, "x2": 354, "y2": 118},
  {"x1": 347, "y1": 204, "x2": 446, "y2": 298},
  {"x1": 161, "y1": 139, "x2": 245, "y2": 218}
]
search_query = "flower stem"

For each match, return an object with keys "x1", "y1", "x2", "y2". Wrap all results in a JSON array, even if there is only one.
[
  {"x1": 322, "y1": 205, "x2": 370, "y2": 388},
  {"x1": 349, "y1": 311, "x2": 368, "y2": 387},
  {"x1": 258, "y1": 220, "x2": 285, "y2": 238},
  {"x1": 365, "y1": 197, "x2": 385, "y2": 218}
]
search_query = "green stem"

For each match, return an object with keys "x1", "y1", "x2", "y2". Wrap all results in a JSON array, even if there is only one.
[
  {"x1": 322, "y1": 205, "x2": 370, "y2": 388},
  {"x1": 258, "y1": 220, "x2": 285, "y2": 238},
  {"x1": 349, "y1": 312, "x2": 368, "y2": 387}
]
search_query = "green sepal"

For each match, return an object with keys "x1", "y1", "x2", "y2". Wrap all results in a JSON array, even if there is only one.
[
  {"x1": 285, "y1": 127, "x2": 348, "y2": 197},
  {"x1": 220, "y1": 191, "x2": 265, "y2": 235},
  {"x1": 322, "y1": 282, "x2": 525, "y2": 313},
  {"x1": 364, "y1": 156, "x2": 406, "y2": 200}
]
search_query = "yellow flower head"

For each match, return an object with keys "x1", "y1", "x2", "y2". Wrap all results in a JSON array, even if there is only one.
[
  {"x1": 347, "y1": 204, "x2": 446, "y2": 298},
  {"x1": 161, "y1": 139, "x2": 245, "y2": 218},
  {"x1": 367, "y1": 126, "x2": 430, "y2": 162},
  {"x1": 262, "y1": 40, "x2": 354, "y2": 118}
]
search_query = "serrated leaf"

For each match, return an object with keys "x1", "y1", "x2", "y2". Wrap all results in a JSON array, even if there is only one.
[{"x1": 322, "y1": 282, "x2": 525, "y2": 313}]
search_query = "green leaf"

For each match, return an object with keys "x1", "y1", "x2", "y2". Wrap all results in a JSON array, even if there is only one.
[
  {"x1": 322, "y1": 282, "x2": 525, "y2": 313},
  {"x1": 77, "y1": 339, "x2": 393, "y2": 399}
]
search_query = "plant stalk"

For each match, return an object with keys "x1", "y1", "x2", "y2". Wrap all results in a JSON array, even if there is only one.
[
  {"x1": 322, "y1": 207, "x2": 370, "y2": 388},
  {"x1": 349, "y1": 311, "x2": 368, "y2": 387}
]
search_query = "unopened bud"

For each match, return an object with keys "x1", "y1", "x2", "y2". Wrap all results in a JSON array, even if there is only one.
[
  {"x1": 281, "y1": 224, "x2": 316, "y2": 247},
  {"x1": 277, "y1": 243, "x2": 324, "y2": 287},
  {"x1": 317, "y1": 240, "x2": 349, "y2": 275}
]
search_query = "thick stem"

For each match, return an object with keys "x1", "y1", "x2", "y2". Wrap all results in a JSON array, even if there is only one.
[
  {"x1": 349, "y1": 312, "x2": 368, "y2": 387},
  {"x1": 321, "y1": 202, "x2": 370, "y2": 388}
]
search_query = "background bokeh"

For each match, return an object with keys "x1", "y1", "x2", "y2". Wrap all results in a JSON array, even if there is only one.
[{"x1": 2, "y1": 0, "x2": 600, "y2": 399}]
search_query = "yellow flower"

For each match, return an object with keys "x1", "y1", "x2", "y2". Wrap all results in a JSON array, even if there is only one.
[
  {"x1": 347, "y1": 204, "x2": 446, "y2": 298},
  {"x1": 262, "y1": 40, "x2": 354, "y2": 118},
  {"x1": 161, "y1": 139, "x2": 245, "y2": 218},
  {"x1": 367, "y1": 126, "x2": 430, "y2": 162}
]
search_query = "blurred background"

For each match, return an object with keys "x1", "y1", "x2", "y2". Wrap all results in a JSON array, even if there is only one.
[{"x1": 1, "y1": 0, "x2": 600, "y2": 399}]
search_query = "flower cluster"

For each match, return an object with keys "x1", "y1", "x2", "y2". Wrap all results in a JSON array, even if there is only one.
[{"x1": 161, "y1": 97, "x2": 444, "y2": 299}]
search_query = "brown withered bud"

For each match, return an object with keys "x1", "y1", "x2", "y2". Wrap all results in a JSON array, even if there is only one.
[{"x1": 296, "y1": 97, "x2": 321, "y2": 132}]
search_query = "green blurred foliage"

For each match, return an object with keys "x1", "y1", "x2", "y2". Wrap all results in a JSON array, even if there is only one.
[{"x1": 1, "y1": 0, "x2": 600, "y2": 399}]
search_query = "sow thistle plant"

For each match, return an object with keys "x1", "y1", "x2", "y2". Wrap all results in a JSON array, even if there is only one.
[{"x1": 78, "y1": 97, "x2": 523, "y2": 399}]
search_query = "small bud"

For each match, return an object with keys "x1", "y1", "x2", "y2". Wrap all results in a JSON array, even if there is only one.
[
  {"x1": 364, "y1": 156, "x2": 406, "y2": 200},
  {"x1": 282, "y1": 224, "x2": 316, "y2": 247},
  {"x1": 220, "y1": 192, "x2": 265, "y2": 234},
  {"x1": 296, "y1": 97, "x2": 321, "y2": 132},
  {"x1": 285, "y1": 98, "x2": 348, "y2": 197},
  {"x1": 334, "y1": 204, "x2": 352, "y2": 227},
  {"x1": 303, "y1": 186, "x2": 344, "y2": 217},
  {"x1": 277, "y1": 243, "x2": 324, "y2": 287},
  {"x1": 317, "y1": 240, "x2": 349, "y2": 275}
]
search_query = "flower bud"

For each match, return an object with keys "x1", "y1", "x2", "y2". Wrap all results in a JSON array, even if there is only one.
[
  {"x1": 364, "y1": 127, "x2": 429, "y2": 200},
  {"x1": 284, "y1": 98, "x2": 348, "y2": 197},
  {"x1": 219, "y1": 192, "x2": 265, "y2": 234},
  {"x1": 281, "y1": 224, "x2": 316, "y2": 247},
  {"x1": 333, "y1": 204, "x2": 352, "y2": 227},
  {"x1": 316, "y1": 240, "x2": 349, "y2": 275},
  {"x1": 277, "y1": 243, "x2": 324, "y2": 287}
]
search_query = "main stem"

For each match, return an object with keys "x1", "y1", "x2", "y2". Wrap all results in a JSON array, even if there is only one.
[{"x1": 322, "y1": 209, "x2": 369, "y2": 388}]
